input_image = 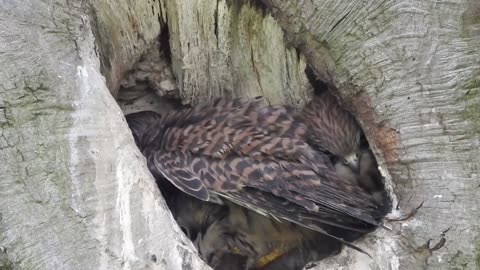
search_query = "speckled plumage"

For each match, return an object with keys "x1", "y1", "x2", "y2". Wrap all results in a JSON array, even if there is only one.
[
  {"x1": 303, "y1": 92, "x2": 387, "y2": 198},
  {"x1": 303, "y1": 93, "x2": 361, "y2": 158},
  {"x1": 126, "y1": 97, "x2": 386, "y2": 254},
  {"x1": 127, "y1": 108, "x2": 344, "y2": 270}
]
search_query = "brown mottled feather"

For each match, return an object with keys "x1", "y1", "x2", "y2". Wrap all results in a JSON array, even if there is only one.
[
  {"x1": 141, "y1": 147, "x2": 338, "y2": 270},
  {"x1": 302, "y1": 92, "x2": 361, "y2": 157},
  {"x1": 126, "y1": 98, "x2": 384, "y2": 253}
]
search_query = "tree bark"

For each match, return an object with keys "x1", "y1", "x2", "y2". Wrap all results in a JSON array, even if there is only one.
[{"x1": 0, "y1": 1, "x2": 209, "y2": 269}]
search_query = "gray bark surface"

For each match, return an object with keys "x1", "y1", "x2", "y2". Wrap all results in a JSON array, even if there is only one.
[
  {"x1": 161, "y1": 0, "x2": 480, "y2": 269},
  {"x1": 0, "y1": 1, "x2": 209, "y2": 269}
]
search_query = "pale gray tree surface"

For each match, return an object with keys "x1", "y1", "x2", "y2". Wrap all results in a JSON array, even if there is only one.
[
  {"x1": 0, "y1": 0, "x2": 210, "y2": 269},
  {"x1": 1, "y1": 0, "x2": 479, "y2": 269}
]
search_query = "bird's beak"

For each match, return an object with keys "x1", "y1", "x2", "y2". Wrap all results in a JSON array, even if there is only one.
[{"x1": 346, "y1": 153, "x2": 360, "y2": 173}]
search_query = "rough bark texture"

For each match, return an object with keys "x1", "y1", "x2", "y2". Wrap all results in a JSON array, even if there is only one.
[
  {"x1": 161, "y1": 0, "x2": 480, "y2": 269},
  {"x1": 164, "y1": 0, "x2": 313, "y2": 107},
  {"x1": 0, "y1": 1, "x2": 209, "y2": 269}
]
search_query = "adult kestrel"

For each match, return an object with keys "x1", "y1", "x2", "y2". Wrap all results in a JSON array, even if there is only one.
[
  {"x1": 125, "y1": 97, "x2": 387, "y2": 255},
  {"x1": 127, "y1": 109, "x2": 343, "y2": 269}
]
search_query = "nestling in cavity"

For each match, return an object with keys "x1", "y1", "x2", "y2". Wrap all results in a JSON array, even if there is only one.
[{"x1": 167, "y1": 186, "x2": 341, "y2": 269}]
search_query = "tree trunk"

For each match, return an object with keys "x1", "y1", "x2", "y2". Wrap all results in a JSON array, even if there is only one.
[
  {"x1": 1, "y1": 0, "x2": 479, "y2": 270},
  {"x1": 0, "y1": 1, "x2": 209, "y2": 269}
]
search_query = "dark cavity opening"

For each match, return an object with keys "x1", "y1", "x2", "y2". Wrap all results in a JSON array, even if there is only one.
[{"x1": 110, "y1": 25, "x2": 391, "y2": 270}]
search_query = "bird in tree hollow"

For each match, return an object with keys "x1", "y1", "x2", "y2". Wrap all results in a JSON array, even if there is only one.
[
  {"x1": 127, "y1": 109, "x2": 341, "y2": 270},
  {"x1": 302, "y1": 92, "x2": 389, "y2": 204},
  {"x1": 125, "y1": 97, "x2": 389, "y2": 268}
]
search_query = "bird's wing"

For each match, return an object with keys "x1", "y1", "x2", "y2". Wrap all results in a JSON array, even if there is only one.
[
  {"x1": 151, "y1": 151, "x2": 211, "y2": 201},
  {"x1": 150, "y1": 146, "x2": 383, "y2": 229},
  {"x1": 150, "y1": 152, "x2": 375, "y2": 254}
]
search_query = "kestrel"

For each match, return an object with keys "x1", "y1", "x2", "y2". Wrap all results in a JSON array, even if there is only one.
[
  {"x1": 125, "y1": 97, "x2": 387, "y2": 255},
  {"x1": 127, "y1": 109, "x2": 342, "y2": 269}
]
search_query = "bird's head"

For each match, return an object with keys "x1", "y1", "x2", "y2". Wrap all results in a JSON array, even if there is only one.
[
  {"x1": 303, "y1": 93, "x2": 362, "y2": 160},
  {"x1": 342, "y1": 151, "x2": 361, "y2": 173}
]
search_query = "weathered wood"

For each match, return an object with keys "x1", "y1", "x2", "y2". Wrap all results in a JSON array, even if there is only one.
[
  {"x1": 163, "y1": 0, "x2": 313, "y2": 107},
  {"x1": 90, "y1": 0, "x2": 163, "y2": 96},
  {"x1": 0, "y1": 1, "x2": 209, "y2": 269},
  {"x1": 162, "y1": 0, "x2": 480, "y2": 269}
]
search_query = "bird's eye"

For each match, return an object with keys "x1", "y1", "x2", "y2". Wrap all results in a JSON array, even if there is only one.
[{"x1": 343, "y1": 159, "x2": 349, "y2": 165}]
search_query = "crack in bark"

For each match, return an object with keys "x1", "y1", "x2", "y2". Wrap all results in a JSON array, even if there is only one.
[
  {"x1": 387, "y1": 200, "x2": 425, "y2": 222},
  {"x1": 214, "y1": 0, "x2": 219, "y2": 44},
  {"x1": 426, "y1": 228, "x2": 451, "y2": 252},
  {"x1": 329, "y1": 10, "x2": 351, "y2": 33},
  {"x1": 250, "y1": 46, "x2": 264, "y2": 95}
]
